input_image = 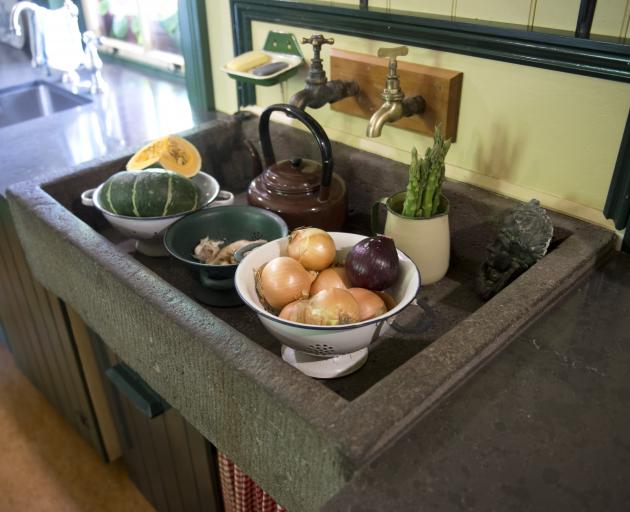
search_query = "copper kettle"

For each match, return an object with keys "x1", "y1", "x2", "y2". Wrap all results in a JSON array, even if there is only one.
[{"x1": 247, "y1": 104, "x2": 347, "y2": 231}]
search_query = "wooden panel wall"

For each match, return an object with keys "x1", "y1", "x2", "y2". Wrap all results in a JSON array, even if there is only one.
[{"x1": 0, "y1": 197, "x2": 107, "y2": 459}]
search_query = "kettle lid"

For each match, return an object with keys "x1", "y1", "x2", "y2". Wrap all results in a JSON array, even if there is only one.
[{"x1": 263, "y1": 157, "x2": 322, "y2": 194}]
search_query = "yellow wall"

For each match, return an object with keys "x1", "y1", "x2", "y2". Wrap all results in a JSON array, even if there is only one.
[
  {"x1": 334, "y1": 0, "x2": 630, "y2": 39},
  {"x1": 207, "y1": 1, "x2": 630, "y2": 228}
]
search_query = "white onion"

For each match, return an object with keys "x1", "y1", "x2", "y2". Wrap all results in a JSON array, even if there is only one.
[
  {"x1": 375, "y1": 290, "x2": 397, "y2": 311},
  {"x1": 309, "y1": 267, "x2": 351, "y2": 296},
  {"x1": 279, "y1": 300, "x2": 309, "y2": 323},
  {"x1": 257, "y1": 257, "x2": 315, "y2": 310},
  {"x1": 348, "y1": 288, "x2": 387, "y2": 321},
  {"x1": 287, "y1": 228, "x2": 336, "y2": 271},
  {"x1": 303, "y1": 288, "x2": 360, "y2": 326}
]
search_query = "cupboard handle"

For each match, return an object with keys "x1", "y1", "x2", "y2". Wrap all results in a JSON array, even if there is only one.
[{"x1": 105, "y1": 363, "x2": 169, "y2": 419}]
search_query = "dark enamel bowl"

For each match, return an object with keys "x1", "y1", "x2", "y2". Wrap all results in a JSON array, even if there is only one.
[{"x1": 164, "y1": 205, "x2": 289, "y2": 290}]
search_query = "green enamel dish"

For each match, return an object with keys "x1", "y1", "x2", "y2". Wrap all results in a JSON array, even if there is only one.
[{"x1": 164, "y1": 205, "x2": 289, "y2": 289}]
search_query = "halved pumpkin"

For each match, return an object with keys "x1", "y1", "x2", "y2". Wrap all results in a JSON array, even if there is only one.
[{"x1": 127, "y1": 135, "x2": 202, "y2": 178}]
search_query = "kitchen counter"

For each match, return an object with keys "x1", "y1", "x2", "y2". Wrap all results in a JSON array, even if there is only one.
[
  {"x1": 7, "y1": 113, "x2": 624, "y2": 512},
  {"x1": 0, "y1": 43, "x2": 215, "y2": 195},
  {"x1": 3, "y1": 42, "x2": 630, "y2": 512},
  {"x1": 325, "y1": 252, "x2": 630, "y2": 511}
]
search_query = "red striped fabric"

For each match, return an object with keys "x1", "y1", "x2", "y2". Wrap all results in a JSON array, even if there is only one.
[{"x1": 218, "y1": 452, "x2": 287, "y2": 512}]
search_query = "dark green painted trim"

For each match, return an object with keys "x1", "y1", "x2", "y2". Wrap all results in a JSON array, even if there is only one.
[
  {"x1": 231, "y1": 0, "x2": 630, "y2": 106},
  {"x1": 106, "y1": 363, "x2": 170, "y2": 419},
  {"x1": 575, "y1": 0, "x2": 597, "y2": 38},
  {"x1": 100, "y1": 53, "x2": 185, "y2": 83},
  {"x1": 231, "y1": 0, "x2": 255, "y2": 107},
  {"x1": 178, "y1": 0, "x2": 215, "y2": 113},
  {"x1": 604, "y1": 109, "x2": 630, "y2": 251},
  {"x1": 74, "y1": 0, "x2": 87, "y2": 34}
]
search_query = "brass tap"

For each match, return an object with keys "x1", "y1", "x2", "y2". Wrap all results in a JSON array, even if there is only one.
[
  {"x1": 366, "y1": 46, "x2": 426, "y2": 138},
  {"x1": 289, "y1": 34, "x2": 359, "y2": 110}
]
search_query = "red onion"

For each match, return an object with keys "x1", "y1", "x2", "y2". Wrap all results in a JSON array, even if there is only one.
[{"x1": 345, "y1": 236, "x2": 399, "y2": 291}]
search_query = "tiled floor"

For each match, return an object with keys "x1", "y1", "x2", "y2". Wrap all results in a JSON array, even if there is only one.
[{"x1": 0, "y1": 345, "x2": 154, "y2": 511}]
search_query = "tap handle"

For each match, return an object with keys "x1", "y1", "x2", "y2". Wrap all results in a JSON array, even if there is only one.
[
  {"x1": 377, "y1": 46, "x2": 408, "y2": 76},
  {"x1": 82, "y1": 30, "x2": 102, "y2": 47},
  {"x1": 302, "y1": 34, "x2": 334, "y2": 60},
  {"x1": 377, "y1": 46, "x2": 408, "y2": 59},
  {"x1": 302, "y1": 34, "x2": 335, "y2": 48},
  {"x1": 376, "y1": 46, "x2": 408, "y2": 100}
]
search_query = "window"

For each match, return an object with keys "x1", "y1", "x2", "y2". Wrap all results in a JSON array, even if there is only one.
[{"x1": 81, "y1": 0, "x2": 184, "y2": 73}]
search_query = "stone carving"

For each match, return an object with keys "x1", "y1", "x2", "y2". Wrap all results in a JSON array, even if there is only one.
[{"x1": 476, "y1": 199, "x2": 553, "y2": 300}]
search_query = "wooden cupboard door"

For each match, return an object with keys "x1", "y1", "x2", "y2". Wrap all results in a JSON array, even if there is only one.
[
  {"x1": 0, "y1": 198, "x2": 108, "y2": 459},
  {"x1": 90, "y1": 334, "x2": 224, "y2": 512}
]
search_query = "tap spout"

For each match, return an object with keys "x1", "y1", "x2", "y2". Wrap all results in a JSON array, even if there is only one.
[
  {"x1": 366, "y1": 95, "x2": 426, "y2": 138},
  {"x1": 289, "y1": 88, "x2": 311, "y2": 111},
  {"x1": 290, "y1": 34, "x2": 360, "y2": 110},
  {"x1": 289, "y1": 79, "x2": 359, "y2": 110},
  {"x1": 10, "y1": 1, "x2": 39, "y2": 36},
  {"x1": 366, "y1": 102, "x2": 403, "y2": 138}
]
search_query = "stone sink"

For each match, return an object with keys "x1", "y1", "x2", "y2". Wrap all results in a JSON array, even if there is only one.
[{"x1": 6, "y1": 113, "x2": 614, "y2": 511}]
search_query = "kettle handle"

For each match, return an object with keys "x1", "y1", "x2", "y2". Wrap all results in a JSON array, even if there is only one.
[{"x1": 259, "y1": 104, "x2": 333, "y2": 202}]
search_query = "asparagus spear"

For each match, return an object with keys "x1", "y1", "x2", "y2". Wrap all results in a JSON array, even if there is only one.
[
  {"x1": 437, "y1": 131, "x2": 451, "y2": 215},
  {"x1": 419, "y1": 147, "x2": 430, "y2": 214},
  {"x1": 431, "y1": 137, "x2": 451, "y2": 215},
  {"x1": 421, "y1": 146, "x2": 438, "y2": 217},
  {"x1": 402, "y1": 147, "x2": 420, "y2": 217},
  {"x1": 427, "y1": 126, "x2": 451, "y2": 216},
  {"x1": 402, "y1": 126, "x2": 452, "y2": 218}
]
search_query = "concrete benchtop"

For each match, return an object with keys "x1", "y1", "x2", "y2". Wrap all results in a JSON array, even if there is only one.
[
  {"x1": 6, "y1": 113, "x2": 616, "y2": 511},
  {"x1": 324, "y1": 252, "x2": 630, "y2": 511},
  {"x1": 0, "y1": 42, "x2": 215, "y2": 196}
]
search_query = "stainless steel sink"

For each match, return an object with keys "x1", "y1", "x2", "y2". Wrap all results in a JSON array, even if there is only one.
[{"x1": 0, "y1": 80, "x2": 91, "y2": 128}]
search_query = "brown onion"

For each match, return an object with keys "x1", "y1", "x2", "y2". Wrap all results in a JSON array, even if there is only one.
[
  {"x1": 287, "y1": 227, "x2": 336, "y2": 271},
  {"x1": 375, "y1": 290, "x2": 397, "y2": 311},
  {"x1": 304, "y1": 288, "x2": 360, "y2": 326},
  {"x1": 257, "y1": 257, "x2": 315, "y2": 310},
  {"x1": 348, "y1": 288, "x2": 388, "y2": 321},
  {"x1": 310, "y1": 267, "x2": 351, "y2": 296},
  {"x1": 279, "y1": 299, "x2": 309, "y2": 323}
]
